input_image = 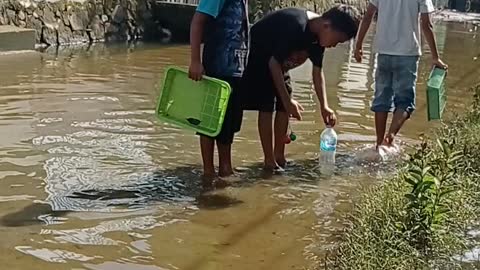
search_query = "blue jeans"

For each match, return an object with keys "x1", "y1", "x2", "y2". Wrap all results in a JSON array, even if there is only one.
[{"x1": 371, "y1": 54, "x2": 419, "y2": 115}]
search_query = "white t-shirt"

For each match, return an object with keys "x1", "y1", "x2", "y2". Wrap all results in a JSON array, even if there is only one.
[{"x1": 371, "y1": 0, "x2": 435, "y2": 56}]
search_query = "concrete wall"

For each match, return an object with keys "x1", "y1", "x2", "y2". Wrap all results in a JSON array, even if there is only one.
[
  {"x1": 250, "y1": 0, "x2": 368, "y2": 21},
  {"x1": 0, "y1": 0, "x2": 168, "y2": 46},
  {"x1": 153, "y1": 0, "x2": 369, "y2": 43},
  {"x1": 0, "y1": 0, "x2": 369, "y2": 47}
]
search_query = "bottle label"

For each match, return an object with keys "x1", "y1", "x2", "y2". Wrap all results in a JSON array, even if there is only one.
[{"x1": 320, "y1": 138, "x2": 337, "y2": 152}]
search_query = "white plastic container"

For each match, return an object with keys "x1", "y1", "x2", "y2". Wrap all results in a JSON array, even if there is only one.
[{"x1": 319, "y1": 126, "x2": 337, "y2": 175}]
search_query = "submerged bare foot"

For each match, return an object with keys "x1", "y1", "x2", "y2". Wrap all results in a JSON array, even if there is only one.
[
  {"x1": 202, "y1": 173, "x2": 216, "y2": 181},
  {"x1": 213, "y1": 178, "x2": 231, "y2": 189},
  {"x1": 218, "y1": 169, "x2": 234, "y2": 178},
  {"x1": 263, "y1": 163, "x2": 285, "y2": 173},
  {"x1": 201, "y1": 174, "x2": 233, "y2": 190},
  {"x1": 201, "y1": 173, "x2": 216, "y2": 190},
  {"x1": 275, "y1": 157, "x2": 287, "y2": 169},
  {"x1": 383, "y1": 133, "x2": 395, "y2": 146},
  {"x1": 277, "y1": 158, "x2": 294, "y2": 169}
]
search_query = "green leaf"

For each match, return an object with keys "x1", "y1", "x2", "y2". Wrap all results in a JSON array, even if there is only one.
[
  {"x1": 433, "y1": 176, "x2": 441, "y2": 188},
  {"x1": 448, "y1": 154, "x2": 463, "y2": 163},
  {"x1": 421, "y1": 175, "x2": 438, "y2": 190},
  {"x1": 421, "y1": 181, "x2": 435, "y2": 192},
  {"x1": 413, "y1": 182, "x2": 423, "y2": 194},
  {"x1": 432, "y1": 223, "x2": 444, "y2": 231},
  {"x1": 422, "y1": 166, "x2": 432, "y2": 176},
  {"x1": 395, "y1": 221, "x2": 405, "y2": 227},
  {"x1": 423, "y1": 174, "x2": 435, "y2": 183},
  {"x1": 440, "y1": 189, "x2": 456, "y2": 197},
  {"x1": 436, "y1": 202, "x2": 450, "y2": 208},
  {"x1": 405, "y1": 194, "x2": 417, "y2": 201},
  {"x1": 435, "y1": 207, "x2": 450, "y2": 215},
  {"x1": 438, "y1": 139, "x2": 452, "y2": 156},
  {"x1": 437, "y1": 139, "x2": 445, "y2": 153},
  {"x1": 405, "y1": 175, "x2": 418, "y2": 186},
  {"x1": 409, "y1": 165, "x2": 423, "y2": 176},
  {"x1": 451, "y1": 150, "x2": 463, "y2": 157}
]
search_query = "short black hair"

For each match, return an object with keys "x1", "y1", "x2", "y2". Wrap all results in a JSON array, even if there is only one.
[{"x1": 322, "y1": 5, "x2": 360, "y2": 39}]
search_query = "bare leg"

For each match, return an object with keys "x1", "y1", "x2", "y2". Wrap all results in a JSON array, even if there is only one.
[
  {"x1": 200, "y1": 135, "x2": 215, "y2": 178},
  {"x1": 274, "y1": 111, "x2": 289, "y2": 168},
  {"x1": 385, "y1": 109, "x2": 409, "y2": 145},
  {"x1": 258, "y1": 111, "x2": 277, "y2": 170},
  {"x1": 217, "y1": 141, "x2": 233, "y2": 177},
  {"x1": 375, "y1": 112, "x2": 389, "y2": 148}
]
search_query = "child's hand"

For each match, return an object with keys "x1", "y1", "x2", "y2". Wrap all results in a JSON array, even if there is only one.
[
  {"x1": 288, "y1": 99, "x2": 304, "y2": 121},
  {"x1": 321, "y1": 107, "x2": 337, "y2": 127},
  {"x1": 189, "y1": 62, "x2": 204, "y2": 81},
  {"x1": 432, "y1": 58, "x2": 448, "y2": 70},
  {"x1": 354, "y1": 47, "x2": 363, "y2": 63}
]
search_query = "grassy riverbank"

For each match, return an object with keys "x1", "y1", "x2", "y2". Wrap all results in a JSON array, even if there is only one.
[{"x1": 326, "y1": 85, "x2": 480, "y2": 269}]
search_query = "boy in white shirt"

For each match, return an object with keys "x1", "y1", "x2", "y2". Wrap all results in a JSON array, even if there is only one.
[{"x1": 355, "y1": 0, "x2": 448, "y2": 148}]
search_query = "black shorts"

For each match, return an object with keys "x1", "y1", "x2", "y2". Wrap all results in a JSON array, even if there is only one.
[
  {"x1": 197, "y1": 76, "x2": 243, "y2": 145},
  {"x1": 241, "y1": 51, "x2": 293, "y2": 112}
]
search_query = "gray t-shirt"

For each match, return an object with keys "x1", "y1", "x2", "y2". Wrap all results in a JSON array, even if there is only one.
[{"x1": 371, "y1": 0, "x2": 435, "y2": 56}]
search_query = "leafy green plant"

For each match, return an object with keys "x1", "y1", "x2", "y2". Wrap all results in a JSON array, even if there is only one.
[
  {"x1": 401, "y1": 139, "x2": 462, "y2": 254},
  {"x1": 324, "y1": 86, "x2": 480, "y2": 269}
]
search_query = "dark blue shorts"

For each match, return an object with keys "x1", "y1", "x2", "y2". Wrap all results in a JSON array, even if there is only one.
[
  {"x1": 241, "y1": 49, "x2": 293, "y2": 113},
  {"x1": 372, "y1": 54, "x2": 419, "y2": 115}
]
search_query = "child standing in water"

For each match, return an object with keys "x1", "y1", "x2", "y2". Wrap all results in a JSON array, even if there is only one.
[
  {"x1": 355, "y1": 0, "x2": 447, "y2": 148},
  {"x1": 188, "y1": 0, "x2": 248, "y2": 180},
  {"x1": 241, "y1": 6, "x2": 360, "y2": 171}
]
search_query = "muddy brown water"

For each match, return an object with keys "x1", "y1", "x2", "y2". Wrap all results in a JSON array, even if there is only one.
[{"x1": 0, "y1": 21, "x2": 479, "y2": 270}]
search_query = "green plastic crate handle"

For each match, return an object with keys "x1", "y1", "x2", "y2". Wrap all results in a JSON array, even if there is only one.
[{"x1": 155, "y1": 66, "x2": 232, "y2": 137}]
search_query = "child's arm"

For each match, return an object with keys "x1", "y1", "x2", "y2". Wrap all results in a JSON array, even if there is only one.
[
  {"x1": 354, "y1": 3, "x2": 377, "y2": 63},
  {"x1": 312, "y1": 66, "x2": 336, "y2": 126},
  {"x1": 269, "y1": 57, "x2": 304, "y2": 120},
  {"x1": 189, "y1": 0, "x2": 225, "y2": 80},
  {"x1": 421, "y1": 13, "x2": 448, "y2": 69},
  {"x1": 189, "y1": 12, "x2": 208, "y2": 81}
]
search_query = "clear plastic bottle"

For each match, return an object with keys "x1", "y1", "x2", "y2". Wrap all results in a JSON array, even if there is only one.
[{"x1": 319, "y1": 126, "x2": 337, "y2": 175}]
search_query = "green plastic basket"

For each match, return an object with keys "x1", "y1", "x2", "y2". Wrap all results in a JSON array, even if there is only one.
[
  {"x1": 426, "y1": 67, "x2": 447, "y2": 121},
  {"x1": 156, "y1": 67, "x2": 231, "y2": 137}
]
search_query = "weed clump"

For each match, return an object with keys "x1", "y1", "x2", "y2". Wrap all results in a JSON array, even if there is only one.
[{"x1": 326, "y1": 85, "x2": 480, "y2": 269}]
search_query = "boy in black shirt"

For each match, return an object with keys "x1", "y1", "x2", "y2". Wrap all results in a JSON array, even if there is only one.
[{"x1": 242, "y1": 5, "x2": 360, "y2": 171}]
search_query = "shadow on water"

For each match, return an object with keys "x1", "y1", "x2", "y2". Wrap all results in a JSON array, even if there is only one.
[
  {"x1": 68, "y1": 165, "x2": 247, "y2": 211},
  {"x1": 0, "y1": 150, "x2": 393, "y2": 228},
  {"x1": 38, "y1": 41, "x2": 188, "y2": 59},
  {"x1": 62, "y1": 150, "x2": 392, "y2": 206},
  {"x1": 0, "y1": 203, "x2": 69, "y2": 227},
  {"x1": 241, "y1": 151, "x2": 396, "y2": 183}
]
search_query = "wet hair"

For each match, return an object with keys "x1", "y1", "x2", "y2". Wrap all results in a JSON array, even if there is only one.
[{"x1": 321, "y1": 5, "x2": 360, "y2": 39}]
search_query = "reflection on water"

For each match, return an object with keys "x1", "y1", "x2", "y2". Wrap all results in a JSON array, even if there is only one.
[
  {"x1": 39, "y1": 215, "x2": 185, "y2": 246},
  {"x1": 16, "y1": 246, "x2": 98, "y2": 263},
  {"x1": 84, "y1": 262, "x2": 169, "y2": 270},
  {"x1": 0, "y1": 22, "x2": 479, "y2": 269}
]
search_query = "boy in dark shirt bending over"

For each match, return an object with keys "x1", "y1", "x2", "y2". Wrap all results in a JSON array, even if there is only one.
[{"x1": 242, "y1": 5, "x2": 360, "y2": 171}]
